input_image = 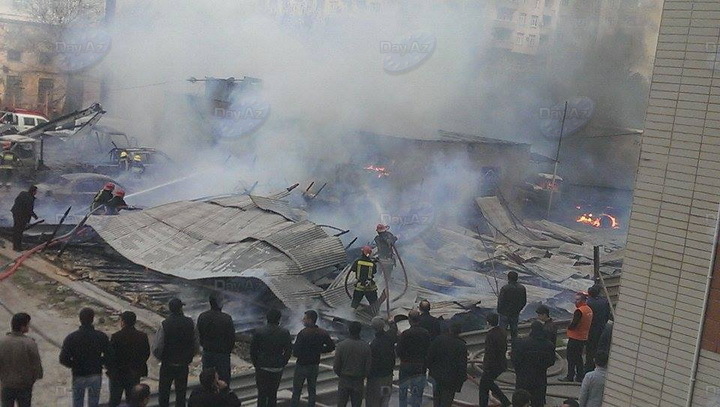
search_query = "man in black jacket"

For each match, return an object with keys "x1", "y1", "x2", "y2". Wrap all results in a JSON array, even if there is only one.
[
  {"x1": 10, "y1": 186, "x2": 37, "y2": 251},
  {"x1": 153, "y1": 298, "x2": 199, "y2": 407},
  {"x1": 107, "y1": 311, "x2": 150, "y2": 407},
  {"x1": 479, "y1": 313, "x2": 510, "y2": 407},
  {"x1": 187, "y1": 367, "x2": 241, "y2": 407},
  {"x1": 290, "y1": 310, "x2": 335, "y2": 407},
  {"x1": 397, "y1": 310, "x2": 431, "y2": 407},
  {"x1": 535, "y1": 305, "x2": 557, "y2": 351},
  {"x1": 497, "y1": 271, "x2": 526, "y2": 340},
  {"x1": 197, "y1": 295, "x2": 235, "y2": 384},
  {"x1": 250, "y1": 309, "x2": 292, "y2": 407},
  {"x1": 418, "y1": 300, "x2": 441, "y2": 340},
  {"x1": 374, "y1": 224, "x2": 397, "y2": 275},
  {"x1": 511, "y1": 321, "x2": 555, "y2": 407},
  {"x1": 366, "y1": 316, "x2": 397, "y2": 407},
  {"x1": 584, "y1": 285, "x2": 611, "y2": 373},
  {"x1": 426, "y1": 323, "x2": 467, "y2": 407},
  {"x1": 59, "y1": 307, "x2": 110, "y2": 407}
]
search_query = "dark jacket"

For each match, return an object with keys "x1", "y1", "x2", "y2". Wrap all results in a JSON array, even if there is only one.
[
  {"x1": 418, "y1": 312, "x2": 442, "y2": 339},
  {"x1": 396, "y1": 326, "x2": 431, "y2": 366},
  {"x1": 426, "y1": 333, "x2": 467, "y2": 391},
  {"x1": 107, "y1": 326, "x2": 150, "y2": 380},
  {"x1": 597, "y1": 320, "x2": 613, "y2": 355},
  {"x1": 11, "y1": 191, "x2": 36, "y2": 220},
  {"x1": 197, "y1": 308, "x2": 235, "y2": 354},
  {"x1": 59, "y1": 325, "x2": 110, "y2": 377},
  {"x1": 483, "y1": 326, "x2": 507, "y2": 374},
  {"x1": 374, "y1": 231, "x2": 397, "y2": 258},
  {"x1": 250, "y1": 324, "x2": 292, "y2": 369},
  {"x1": 292, "y1": 325, "x2": 335, "y2": 366},
  {"x1": 586, "y1": 296, "x2": 611, "y2": 341},
  {"x1": 369, "y1": 329, "x2": 397, "y2": 378},
  {"x1": 511, "y1": 329, "x2": 555, "y2": 390},
  {"x1": 188, "y1": 387, "x2": 241, "y2": 407},
  {"x1": 105, "y1": 196, "x2": 128, "y2": 215},
  {"x1": 154, "y1": 313, "x2": 197, "y2": 365},
  {"x1": 542, "y1": 319, "x2": 558, "y2": 350},
  {"x1": 497, "y1": 281, "x2": 527, "y2": 317},
  {"x1": 92, "y1": 189, "x2": 113, "y2": 210}
]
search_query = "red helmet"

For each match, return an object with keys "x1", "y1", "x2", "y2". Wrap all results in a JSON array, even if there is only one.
[
  {"x1": 103, "y1": 182, "x2": 115, "y2": 191},
  {"x1": 376, "y1": 224, "x2": 388, "y2": 232},
  {"x1": 114, "y1": 189, "x2": 125, "y2": 197},
  {"x1": 361, "y1": 246, "x2": 373, "y2": 256}
]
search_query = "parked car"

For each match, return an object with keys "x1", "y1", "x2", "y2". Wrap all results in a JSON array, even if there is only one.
[{"x1": 0, "y1": 109, "x2": 49, "y2": 133}]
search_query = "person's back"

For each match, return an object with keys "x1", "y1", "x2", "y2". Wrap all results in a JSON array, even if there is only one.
[
  {"x1": 60, "y1": 317, "x2": 109, "y2": 377},
  {"x1": 426, "y1": 329, "x2": 467, "y2": 386},
  {"x1": 251, "y1": 323, "x2": 292, "y2": 370},
  {"x1": 579, "y1": 352, "x2": 608, "y2": 407},
  {"x1": 511, "y1": 322, "x2": 555, "y2": 407},
  {"x1": 0, "y1": 313, "x2": 42, "y2": 405},
  {"x1": 586, "y1": 290, "x2": 610, "y2": 340},
  {"x1": 396, "y1": 325, "x2": 431, "y2": 365},
  {"x1": 334, "y1": 337, "x2": 371, "y2": 379},
  {"x1": 157, "y1": 313, "x2": 195, "y2": 365},
  {"x1": 497, "y1": 281, "x2": 526, "y2": 317},
  {"x1": 188, "y1": 368, "x2": 241, "y2": 407},
  {"x1": 418, "y1": 301, "x2": 441, "y2": 339},
  {"x1": 293, "y1": 325, "x2": 335, "y2": 366},
  {"x1": 197, "y1": 308, "x2": 234, "y2": 355}
]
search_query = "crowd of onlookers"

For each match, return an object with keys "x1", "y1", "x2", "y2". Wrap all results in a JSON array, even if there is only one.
[{"x1": 0, "y1": 271, "x2": 613, "y2": 407}]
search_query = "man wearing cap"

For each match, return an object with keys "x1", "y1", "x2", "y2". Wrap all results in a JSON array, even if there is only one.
[
  {"x1": 366, "y1": 316, "x2": 398, "y2": 407},
  {"x1": 196, "y1": 295, "x2": 235, "y2": 384},
  {"x1": 153, "y1": 298, "x2": 200, "y2": 407},
  {"x1": 107, "y1": 311, "x2": 150, "y2": 407},
  {"x1": 373, "y1": 224, "x2": 397, "y2": 275},
  {"x1": 535, "y1": 305, "x2": 557, "y2": 351}
]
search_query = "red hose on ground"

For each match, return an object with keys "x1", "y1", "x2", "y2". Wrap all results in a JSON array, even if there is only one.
[{"x1": 0, "y1": 236, "x2": 69, "y2": 281}]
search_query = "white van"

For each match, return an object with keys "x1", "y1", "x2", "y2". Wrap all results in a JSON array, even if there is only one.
[{"x1": 0, "y1": 109, "x2": 49, "y2": 132}]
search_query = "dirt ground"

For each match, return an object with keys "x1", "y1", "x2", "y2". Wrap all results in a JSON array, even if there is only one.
[{"x1": 0, "y1": 254, "x2": 168, "y2": 406}]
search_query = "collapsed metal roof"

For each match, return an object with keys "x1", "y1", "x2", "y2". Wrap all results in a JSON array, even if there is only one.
[{"x1": 85, "y1": 192, "x2": 347, "y2": 308}]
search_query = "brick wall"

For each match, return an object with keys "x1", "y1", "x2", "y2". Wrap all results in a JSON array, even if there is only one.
[{"x1": 604, "y1": 0, "x2": 720, "y2": 406}]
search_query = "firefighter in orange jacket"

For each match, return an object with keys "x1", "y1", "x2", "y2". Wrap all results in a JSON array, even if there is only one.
[
  {"x1": 350, "y1": 246, "x2": 379, "y2": 309},
  {"x1": 560, "y1": 291, "x2": 594, "y2": 383}
]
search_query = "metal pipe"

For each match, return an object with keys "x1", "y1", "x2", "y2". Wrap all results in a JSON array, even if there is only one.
[
  {"x1": 546, "y1": 101, "x2": 568, "y2": 219},
  {"x1": 685, "y1": 202, "x2": 720, "y2": 407},
  {"x1": 593, "y1": 245, "x2": 600, "y2": 280}
]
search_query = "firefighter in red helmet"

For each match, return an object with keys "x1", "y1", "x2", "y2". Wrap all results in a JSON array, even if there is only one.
[
  {"x1": 91, "y1": 182, "x2": 115, "y2": 211},
  {"x1": 350, "y1": 245, "x2": 379, "y2": 309},
  {"x1": 105, "y1": 189, "x2": 129, "y2": 215}
]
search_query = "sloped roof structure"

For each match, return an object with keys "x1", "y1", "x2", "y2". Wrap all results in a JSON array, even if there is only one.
[{"x1": 86, "y1": 192, "x2": 347, "y2": 308}]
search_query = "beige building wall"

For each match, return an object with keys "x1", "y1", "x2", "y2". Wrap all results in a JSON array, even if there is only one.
[{"x1": 605, "y1": 0, "x2": 720, "y2": 406}]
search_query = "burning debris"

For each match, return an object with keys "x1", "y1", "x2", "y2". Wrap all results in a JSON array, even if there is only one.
[
  {"x1": 576, "y1": 212, "x2": 620, "y2": 229},
  {"x1": 363, "y1": 164, "x2": 390, "y2": 178}
]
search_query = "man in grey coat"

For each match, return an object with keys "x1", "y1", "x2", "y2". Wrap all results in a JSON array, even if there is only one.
[
  {"x1": 333, "y1": 321, "x2": 371, "y2": 407},
  {"x1": 578, "y1": 351, "x2": 608, "y2": 407},
  {"x1": 0, "y1": 313, "x2": 42, "y2": 407}
]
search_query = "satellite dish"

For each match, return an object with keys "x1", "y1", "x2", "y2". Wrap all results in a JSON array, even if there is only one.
[{"x1": 539, "y1": 97, "x2": 595, "y2": 139}]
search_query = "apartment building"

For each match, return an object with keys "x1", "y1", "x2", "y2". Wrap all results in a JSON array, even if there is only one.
[
  {"x1": 604, "y1": 0, "x2": 720, "y2": 406},
  {"x1": 0, "y1": 0, "x2": 103, "y2": 116}
]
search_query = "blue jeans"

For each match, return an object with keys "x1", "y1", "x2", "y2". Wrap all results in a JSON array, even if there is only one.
[
  {"x1": 399, "y1": 365, "x2": 426, "y2": 407},
  {"x1": 72, "y1": 375, "x2": 102, "y2": 407},
  {"x1": 290, "y1": 364, "x2": 319, "y2": 407},
  {"x1": 202, "y1": 351, "x2": 231, "y2": 384}
]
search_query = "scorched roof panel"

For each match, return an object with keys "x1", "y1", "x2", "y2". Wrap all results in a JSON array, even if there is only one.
[{"x1": 85, "y1": 194, "x2": 347, "y2": 308}]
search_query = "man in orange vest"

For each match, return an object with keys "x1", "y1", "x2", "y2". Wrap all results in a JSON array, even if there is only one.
[{"x1": 560, "y1": 291, "x2": 593, "y2": 383}]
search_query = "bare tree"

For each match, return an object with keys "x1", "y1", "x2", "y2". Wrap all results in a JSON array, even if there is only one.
[{"x1": 17, "y1": 0, "x2": 105, "y2": 27}]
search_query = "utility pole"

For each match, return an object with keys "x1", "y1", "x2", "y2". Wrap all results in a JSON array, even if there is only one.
[{"x1": 546, "y1": 101, "x2": 568, "y2": 219}]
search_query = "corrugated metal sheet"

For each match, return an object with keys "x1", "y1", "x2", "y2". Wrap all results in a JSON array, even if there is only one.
[
  {"x1": 250, "y1": 195, "x2": 302, "y2": 222},
  {"x1": 86, "y1": 194, "x2": 346, "y2": 308}
]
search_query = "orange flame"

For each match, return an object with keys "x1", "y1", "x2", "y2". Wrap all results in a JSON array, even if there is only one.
[
  {"x1": 364, "y1": 164, "x2": 389, "y2": 178},
  {"x1": 576, "y1": 213, "x2": 620, "y2": 229}
]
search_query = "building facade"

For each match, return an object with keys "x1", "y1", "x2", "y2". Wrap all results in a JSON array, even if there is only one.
[
  {"x1": 605, "y1": 0, "x2": 720, "y2": 405},
  {"x1": 0, "y1": 0, "x2": 103, "y2": 116}
]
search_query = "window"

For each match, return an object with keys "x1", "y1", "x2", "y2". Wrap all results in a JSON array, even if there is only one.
[
  {"x1": 516, "y1": 33, "x2": 525, "y2": 45},
  {"x1": 493, "y1": 28, "x2": 512, "y2": 40},
  {"x1": 531, "y1": 15, "x2": 539, "y2": 27},
  {"x1": 39, "y1": 52, "x2": 52, "y2": 65},
  {"x1": 497, "y1": 7, "x2": 514, "y2": 21},
  {"x1": 528, "y1": 35, "x2": 537, "y2": 45},
  {"x1": 519, "y1": 13, "x2": 526, "y2": 25},
  {"x1": 38, "y1": 78, "x2": 54, "y2": 108},
  {"x1": 543, "y1": 15, "x2": 552, "y2": 26},
  {"x1": 23, "y1": 117, "x2": 35, "y2": 127},
  {"x1": 7, "y1": 50, "x2": 21, "y2": 61},
  {"x1": 3, "y1": 76, "x2": 22, "y2": 106}
]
